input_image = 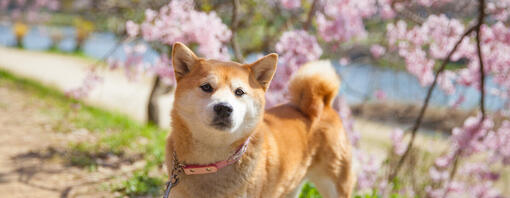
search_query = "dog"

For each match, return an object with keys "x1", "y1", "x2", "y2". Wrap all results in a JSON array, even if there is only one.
[{"x1": 165, "y1": 42, "x2": 354, "y2": 198}]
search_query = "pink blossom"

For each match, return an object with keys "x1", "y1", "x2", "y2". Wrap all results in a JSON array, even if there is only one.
[
  {"x1": 460, "y1": 163, "x2": 500, "y2": 181},
  {"x1": 150, "y1": 55, "x2": 175, "y2": 85},
  {"x1": 378, "y1": 0, "x2": 395, "y2": 19},
  {"x1": 370, "y1": 44, "x2": 386, "y2": 59},
  {"x1": 386, "y1": 16, "x2": 473, "y2": 88},
  {"x1": 144, "y1": 9, "x2": 157, "y2": 22},
  {"x1": 107, "y1": 58, "x2": 121, "y2": 70},
  {"x1": 450, "y1": 114, "x2": 493, "y2": 155},
  {"x1": 0, "y1": 0, "x2": 8, "y2": 9},
  {"x1": 487, "y1": 0, "x2": 510, "y2": 21},
  {"x1": 339, "y1": 57, "x2": 350, "y2": 65},
  {"x1": 417, "y1": 0, "x2": 452, "y2": 7},
  {"x1": 403, "y1": 48, "x2": 435, "y2": 86},
  {"x1": 374, "y1": 89, "x2": 386, "y2": 100},
  {"x1": 449, "y1": 95, "x2": 465, "y2": 109},
  {"x1": 471, "y1": 182, "x2": 501, "y2": 198},
  {"x1": 138, "y1": 0, "x2": 231, "y2": 60},
  {"x1": 126, "y1": 20, "x2": 139, "y2": 38},
  {"x1": 422, "y1": 15, "x2": 465, "y2": 59},
  {"x1": 390, "y1": 128, "x2": 407, "y2": 156},
  {"x1": 279, "y1": 0, "x2": 300, "y2": 9},
  {"x1": 122, "y1": 44, "x2": 147, "y2": 81},
  {"x1": 315, "y1": 0, "x2": 378, "y2": 43},
  {"x1": 484, "y1": 121, "x2": 510, "y2": 165},
  {"x1": 429, "y1": 166, "x2": 448, "y2": 182},
  {"x1": 434, "y1": 150, "x2": 455, "y2": 168},
  {"x1": 268, "y1": 30, "x2": 322, "y2": 107},
  {"x1": 437, "y1": 70, "x2": 457, "y2": 95},
  {"x1": 427, "y1": 116, "x2": 506, "y2": 198},
  {"x1": 333, "y1": 96, "x2": 360, "y2": 147},
  {"x1": 66, "y1": 70, "x2": 103, "y2": 99},
  {"x1": 355, "y1": 150, "x2": 383, "y2": 191}
]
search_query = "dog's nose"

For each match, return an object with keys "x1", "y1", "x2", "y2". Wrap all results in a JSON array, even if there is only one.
[{"x1": 214, "y1": 103, "x2": 233, "y2": 117}]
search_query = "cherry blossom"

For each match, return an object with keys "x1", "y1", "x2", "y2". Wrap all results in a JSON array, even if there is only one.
[
  {"x1": 278, "y1": 0, "x2": 300, "y2": 10},
  {"x1": 66, "y1": 70, "x2": 103, "y2": 99},
  {"x1": 438, "y1": 70, "x2": 457, "y2": 95},
  {"x1": 374, "y1": 89, "x2": 387, "y2": 100},
  {"x1": 355, "y1": 150, "x2": 383, "y2": 191},
  {"x1": 390, "y1": 128, "x2": 407, "y2": 156},
  {"x1": 267, "y1": 30, "x2": 322, "y2": 107},
  {"x1": 136, "y1": 0, "x2": 231, "y2": 60},
  {"x1": 125, "y1": 20, "x2": 139, "y2": 38},
  {"x1": 370, "y1": 44, "x2": 385, "y2": 59}
]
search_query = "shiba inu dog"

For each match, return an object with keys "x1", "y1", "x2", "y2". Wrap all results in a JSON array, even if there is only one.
[{"x1": 165, "y1": 42, "x2": 354, "y2": 198}]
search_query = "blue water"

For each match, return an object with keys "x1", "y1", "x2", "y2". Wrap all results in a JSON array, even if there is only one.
[
  {"x1": 335, "y1": 64, "x2": 506, "y2": 111},
  {"x1": 0, "y1": 24, "x2": 507, "y2": 111}
]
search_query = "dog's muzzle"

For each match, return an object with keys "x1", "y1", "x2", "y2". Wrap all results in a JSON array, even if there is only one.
[{"x1": 212, "y1": 102, "x2": 233, "y2": 129}]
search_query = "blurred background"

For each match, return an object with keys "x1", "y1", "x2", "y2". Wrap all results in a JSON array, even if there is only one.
[{"x1": 0, "y1": 0, "x2": 509, "y2": 197}]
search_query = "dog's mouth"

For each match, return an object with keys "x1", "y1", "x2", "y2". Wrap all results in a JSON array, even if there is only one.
[{"x1": 211, "y1": 117, "x2": 232, "y2": 130}]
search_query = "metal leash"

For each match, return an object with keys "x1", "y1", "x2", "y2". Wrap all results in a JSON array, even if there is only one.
[{"x1": 163, "y1": 151, "x2": 184, "y2": 198}]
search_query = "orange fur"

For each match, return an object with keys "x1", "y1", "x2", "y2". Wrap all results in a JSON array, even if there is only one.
[
  {"x1": 288, "y1": 60, "x2": 341, "y2": 120},
  {"x1": 166, "y1": 43, "x2": 354, "y2": 198}
]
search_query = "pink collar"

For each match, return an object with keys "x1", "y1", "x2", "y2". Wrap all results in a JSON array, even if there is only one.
[{"x1": 180, "y1": 137, "x2": 251, "y2": 175}]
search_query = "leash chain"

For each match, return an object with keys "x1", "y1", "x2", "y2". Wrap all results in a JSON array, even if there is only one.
[{"x1": 163, "y1": 151, "x2": 184, "y2": 198}]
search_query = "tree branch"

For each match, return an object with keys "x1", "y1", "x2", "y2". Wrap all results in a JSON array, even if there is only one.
[
  {"x1": 388, "y1": 25, "x2": 476, "y2": 182},
  {"x1": 440, "y1": 0, "x2": 486, "y2": 190},
  {"x1": 230, "y1": 0, "x2": 244, "y2": 63},
  {"x1": 303, "y1": 0, "x2": 318, "y2": 30},
  {"x1": 476, "y1": 0, "x2": 486, "y2": 119}
]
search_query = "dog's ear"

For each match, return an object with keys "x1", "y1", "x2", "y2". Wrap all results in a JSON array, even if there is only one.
[
  {"x1": 172, "y1": 42, "x2": 198, "y2": 81},
  {"x1": 249, "y1": 53, "x2": 278, "y2": 90}
]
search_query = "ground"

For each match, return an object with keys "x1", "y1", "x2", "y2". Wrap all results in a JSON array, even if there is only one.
[
  {"x1": 0, "y1": 81, "x2": 115, "y2": 197},
  {"x1": 0, "y1": 73, "x2": 162, "y2": 198}
]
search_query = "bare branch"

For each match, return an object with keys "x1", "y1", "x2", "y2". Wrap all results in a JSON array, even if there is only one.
[
  {"x1": 303, "y1": 0, "x2": 318, "y2": 30},
  {"x1": 476, "y1": 0, "x2": 486, "y2": 119},
  {"x1": 230, "y1": 0, "x2": 244, "y2": 63},
  {"x1": 388, "y1": 25, "x2": 476, "y2": 182}
]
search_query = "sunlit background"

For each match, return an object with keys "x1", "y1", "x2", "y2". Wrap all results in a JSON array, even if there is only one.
[{"x1": 0, "y1": 0, "x2": 509, "y2": 197}]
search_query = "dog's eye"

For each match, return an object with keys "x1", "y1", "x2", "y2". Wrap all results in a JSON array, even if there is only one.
[
  {"x1": 235, "y1": 88, "x2": 245, "y2": 96},
  {"x1": 200, "y1": 83, "x2": 213, "y2": 93}
]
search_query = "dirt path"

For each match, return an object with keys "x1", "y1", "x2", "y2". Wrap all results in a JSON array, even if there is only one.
[{"x1": 0, "y1": 83, "x2": 118, "y2": 198}]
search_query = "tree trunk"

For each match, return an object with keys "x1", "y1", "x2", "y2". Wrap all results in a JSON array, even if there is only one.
[
  {"x1": 147, "y1": 76, "x2": 161, "y2": 126},
  {"x1": 147, "y1": 76, "x2": 173, "y2": 126}
]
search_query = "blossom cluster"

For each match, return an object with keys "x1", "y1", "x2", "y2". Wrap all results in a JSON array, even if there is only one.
[
  {"x1": 66, "y1": 70, "x2": 103, "y2": 99},
  {"x1": 106, "y1": 0, "x2": 232, "y2": 88},
  {"x1": 425, "y1": 114, "x2": 509, "y2": 198},
  {"x1": 315, "y1": 0, "x2": 376, "y2": 43},
  {"x1": 267, "y1": 30, "x2": 322, "y2": 107},
  {"x1": 277, "y1": 0, "x2": 301, "y2": 10},
  {"x1": 387, "y1": 15, "x2": 510, "y2": 103},
  {"x1": 386, "y1": 15, "x2": 461, "y2": 88},
  {"x1": 126, "y1": 0, "x2": 231, "y2": 60},
  {"x1": 487, "y1": 0, "x2": 510, "y2": 21}
]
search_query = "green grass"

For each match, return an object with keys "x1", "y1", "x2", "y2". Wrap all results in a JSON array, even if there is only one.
[{"x1": 300, "y1": 183, "x2": 322, "y2": 198}]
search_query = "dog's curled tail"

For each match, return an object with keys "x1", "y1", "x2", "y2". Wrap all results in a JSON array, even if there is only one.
[{"x1": 288, "y1": 60, "x2": 341, "y2": 120}]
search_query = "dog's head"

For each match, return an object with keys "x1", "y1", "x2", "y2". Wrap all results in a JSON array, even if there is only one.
[{"x1": 171, "y1": 42, "x2": 277, "y2": 142}]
